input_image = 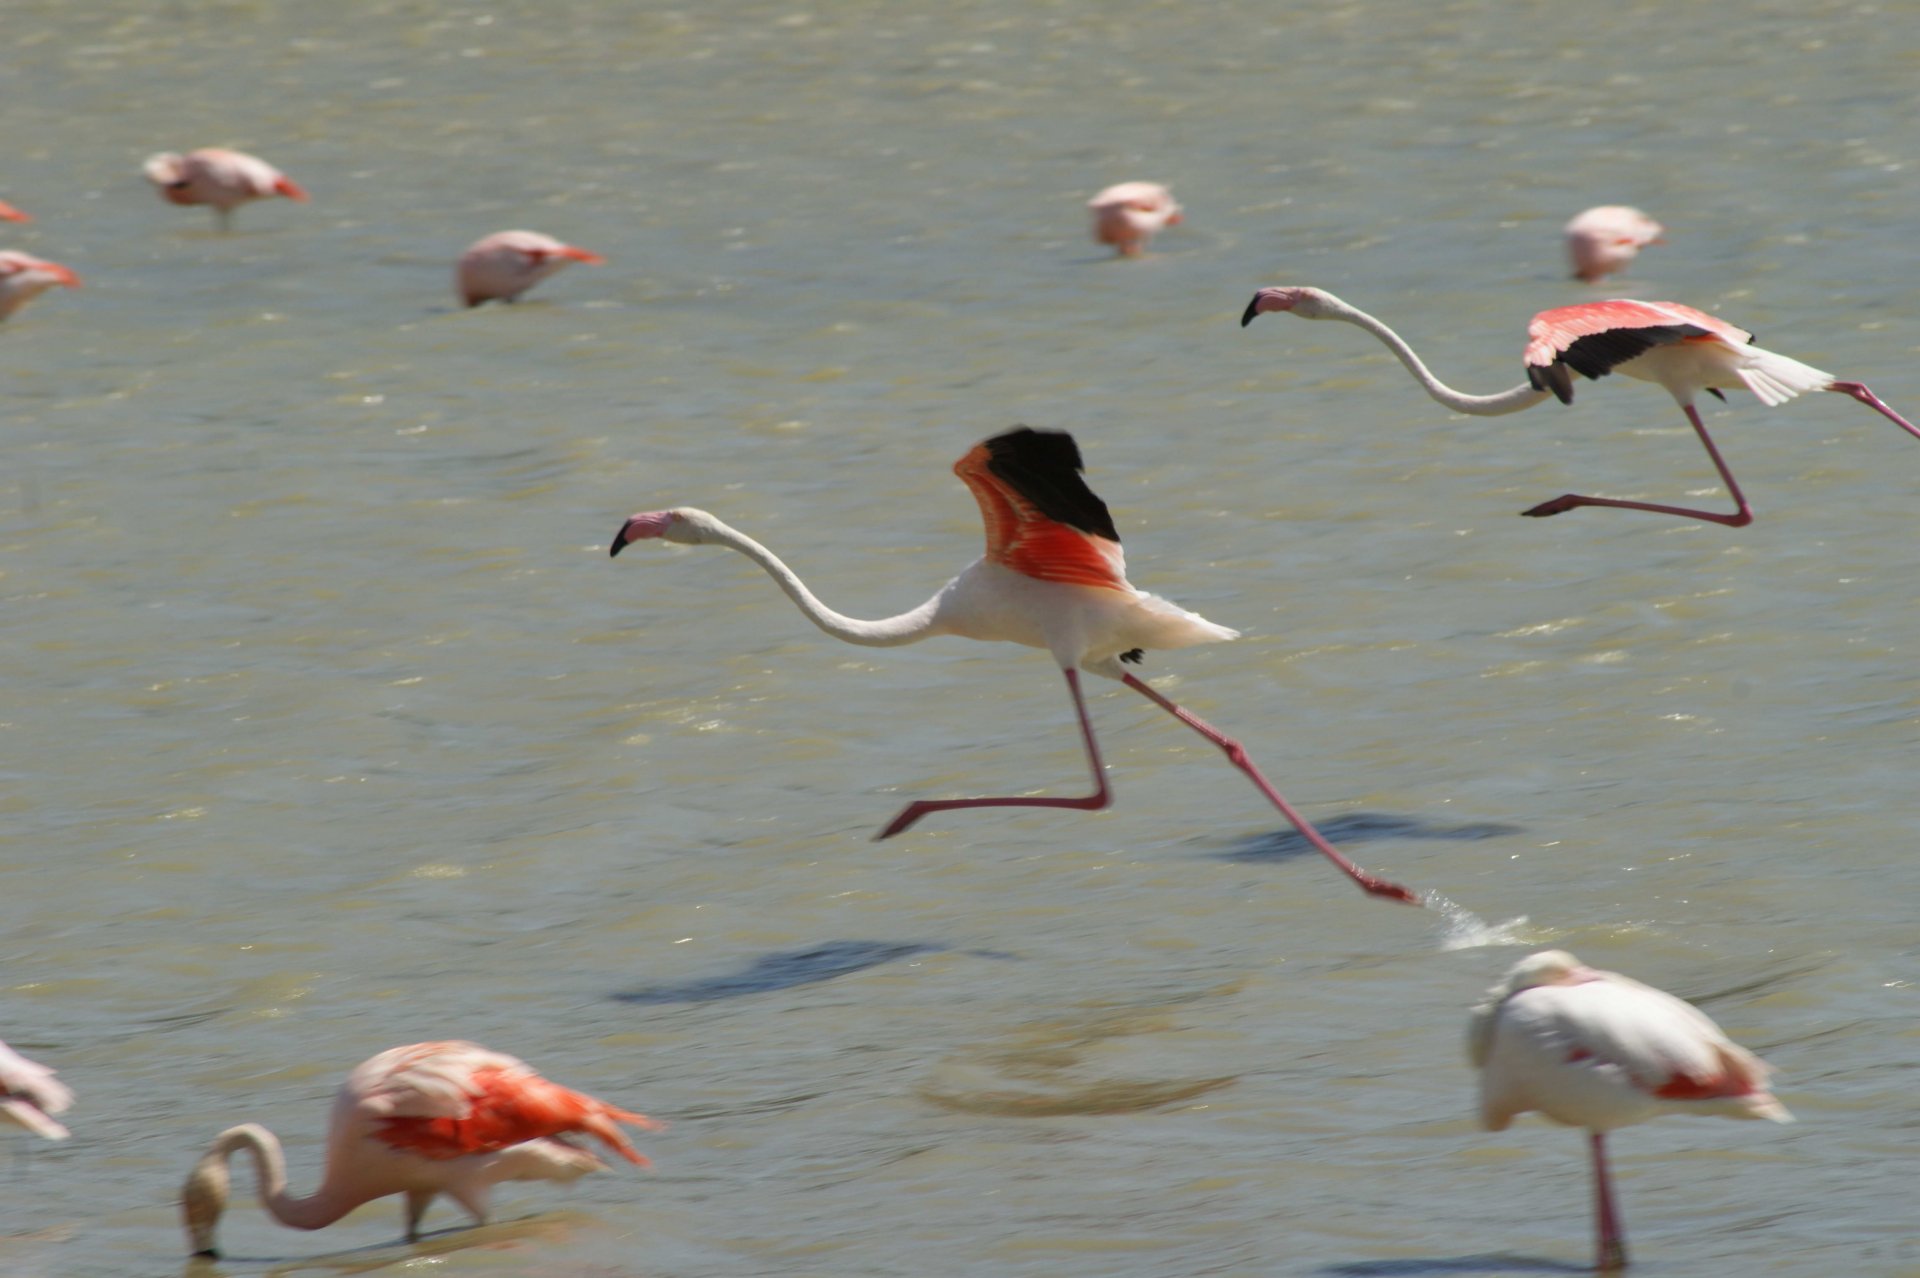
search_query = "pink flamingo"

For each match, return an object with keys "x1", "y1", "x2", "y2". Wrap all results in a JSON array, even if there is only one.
[
  {"x1": 180, "y1": 1040, "x2": 660, "y2": 1258},
  {"x1": 1243, "y1": 285, "x2": 1920, "y2": 527},
  {"x1": 142, "y1": 147, "x2": 309, "y2": 230},
  {"x1": 1, "y1": 1039, "x2": 73, "y2": 1140},
  {"x1": 0, "y1": 199, "x2": 32, "y2": 223},
  {"x1": 609, "y1": 426, "x2": 1418, "y2": 904},
  {"x1": 1565, "y1": 206, "x2": 1664, "y2": 284},
  {"x1": 456, "y1": 230, "x2": 605, "y2": 307},
  {"x1": 0, "y1": 251, "x2": 80, "y2": 321},
  {"x1": 1088, "y1": 182, "x2": 1182, "y2": 257},
  {"x1": 1470, "y1": 950, "x2": 1792, "y2": 1271}
]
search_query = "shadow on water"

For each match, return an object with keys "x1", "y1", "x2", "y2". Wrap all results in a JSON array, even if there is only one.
[
  {"x1": 1221, "y1": 813, "x2": 1523, "y2": 864},
  {"x1": 181, "y1": 1211, "x2": 599, "y2": 1276},
  {"x1": 611, "y1": 939, "x2": 1015, "y2": 1004},
  {"x1": 1318, "y1": 1255, "x2": 1589, "y2": 1276}
]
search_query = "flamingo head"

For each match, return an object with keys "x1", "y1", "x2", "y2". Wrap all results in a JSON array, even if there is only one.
[
  {"x1": 1240, "y1": 285, "x2": 1344, "y2": 326},
  {"x1": 179, "y1": 1143, "x2": 232, "y2": 1258},
  {"x1": 609, "y1": 507, "x2": 720, "y2": 556}
]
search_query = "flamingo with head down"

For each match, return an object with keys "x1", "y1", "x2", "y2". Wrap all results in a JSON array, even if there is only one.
[
  {"x1": 143, "y1": 147, "x2": 309, "y2": 230},
  {"x1": 609, "y1": 426, "x2": 1417, "y2": 905},
  {"x1": 1, "y1": 1038, "x2": 73, "y2": 1140},
  {"x1": 1565, "y1": 206, "x2": 1664, "y2": 284},
  {"x1": 1088, "y1": 182, "x2": 1182, "y2": 257},
  {"x1": 456, "y1": 230, "x2": 605, "y2": 307},
  {"x1": 1243, "y1": 285, "x2": 1920, "y2": 527},
  {"x1": 0, "y1": 251, "x2": 80, "y2": 321}
]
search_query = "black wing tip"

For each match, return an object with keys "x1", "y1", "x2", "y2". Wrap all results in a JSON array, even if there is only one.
[{"x1": 980, "y1": 425, "x2": 1120, "y2": 543}]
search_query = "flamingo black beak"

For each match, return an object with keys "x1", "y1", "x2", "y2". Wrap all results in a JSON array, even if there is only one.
[
  {"x1": 609, "y1": 527, "x2": 631, "y2": 558},
  {"x1": 1239, "y1": 295, "x2": 1263, "y2": 327}
]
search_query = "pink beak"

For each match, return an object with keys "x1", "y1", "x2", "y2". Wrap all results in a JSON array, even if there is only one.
[
  {"x1": 609, "y1": 511, "x2": 675, "y2": 556},
  {"x1": 274, "y1": 176, "x2": 311, "y2": 202},
  {"x1": 0, "y1": 200, "x2": 30, "y2": 223},
  {"x1": 557, "y1": 245, "x2": 605, "y2": 265},
  {"x1": 41, "y1": 261, "x2": 81, "y2": 289}
]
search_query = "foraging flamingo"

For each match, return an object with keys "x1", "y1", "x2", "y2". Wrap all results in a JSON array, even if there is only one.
[
  {"x1": 1242, "y1": 286, "x2": 1920, "y2": 527},
  {"x1": 1088, "y1": 182, "x2": 1182, "y2": 257},
  {"x1": 1565, "y1": 206, "x2": 1664, "y2": 284},
  {"x1": 142, "y1": 147, "x2": 309, "y2": 229},
  {"x1": 456, "y1": 230, "x2": 605, "y2": 307},
  {"x1": 180, "y1": 1040, "x2": 660, "y2": 1258},
  {"x1": 0, "y1": 251, "x2": 80, "y2": 321},
  {"x1": 1, "y1": 1039, "x2": 73, "y2": 1140},
  {"x1": 0, "y1": 199, "x2": 31, "y2": 223},
  {"x1": 609, "y1": 426, "x2": 1417, "y2": 904},
  {"x1": 1469, "y1": 950, "x2": 1791, "y2": 1271}
]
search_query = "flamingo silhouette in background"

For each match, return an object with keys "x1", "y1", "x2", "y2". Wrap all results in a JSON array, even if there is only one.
[
  {"x1": 1088, "y1": 182, "x2": 1182, "y2": 257},
  {"x1": 456, "y1": 230, "x2": 606, "y2": 307},
  {"x1": 0, "y1": 199, "x2": 32, "y2": 223},
  {"x1": 180, "y1": 1040, "x2": 659, "y2": 1258},
  {"x1": 143, "y1": 147, "x2": 309, "y2": 229},
  {"x1": 1565, "y1": 206, "x2": 1664, "y2": 284},
  {"x1": 1469, "y1": 950, "x2": 1791, "y2": 1271},
  {"x1": 0, "y1": 251, "x2": 80, "y2": 321},
  {"x1": 610, "y1": 426, "x2": 1417, "y2": 905},
  {"x1": 1, "y1": 1039, "x2": 73, "y2": 1140},
  {"x1": 1243, "y1": 285, "x2": 1920, "y2": 527}
]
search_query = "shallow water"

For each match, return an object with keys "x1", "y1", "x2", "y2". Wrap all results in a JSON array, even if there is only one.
[{"x1": 3, "y1": 1, "x2": 1919, "y2": 1275}]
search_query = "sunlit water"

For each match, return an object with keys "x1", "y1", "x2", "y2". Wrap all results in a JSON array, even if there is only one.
[{"x1": 3, "y1": 2, "x2": 1918, "y2": 1275}]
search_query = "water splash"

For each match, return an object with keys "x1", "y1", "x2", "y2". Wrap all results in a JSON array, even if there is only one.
[{"x1": 1425, "y1": 893, "x2": 1534, "y2": 951}]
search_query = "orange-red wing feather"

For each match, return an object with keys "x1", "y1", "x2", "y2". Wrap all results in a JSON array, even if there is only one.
[
  {"x1": 953, "y1": 434, "x2": 1128, "y2": 592},
  {"x1": 374, "y1": 1061, "x2": 658, "y2": 1165},
  {"x1": 1524, "y1": 300, "x2": 1752, "y2": 369}
]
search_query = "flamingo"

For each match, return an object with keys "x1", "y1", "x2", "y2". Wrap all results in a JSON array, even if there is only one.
[
  {"x1": 1565, "y1": 206, "x2": 1664, "y2": 284},
  {"x1": 1, "y1": 1039, "x2": 73, "y2": 1140},
  {"x1": 1469, "y1": 950, "x2": 1791, "y2": 1271},
  {"x1": 0, "y1": 250, "x2": 80, "y2": 321},
  {"x1": 456, "y1": 230, "x2": 606, "y2": 307},
  {"x1": 1242, "y1": 285, "x2": 1920, "y2": 527},
  {"x1": 609, "y1": 426, "x2": 1418, "y2": 905},
  {"x1": 179, "y1": 1040, "x2": 660, "y2": 1258},
  {"x1": 1088, "y1": 182, "x2": 1182, "y2": 257},
  {"x1": 142, "y1": 147, "x2": 309, "y2": 229},
  {"x1": 0, "y1": 199, "x2": 32, "y2": 223}
]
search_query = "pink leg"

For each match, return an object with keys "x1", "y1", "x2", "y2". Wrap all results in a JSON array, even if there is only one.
[
  {"x1": 1119, "y1": 673, "x2": 1421, "y2": 905},
  {"x1": 875, "y1": 667, "x2": 1112, "y2": 840},
  {"x1": 1521, "y1": 403, "x2": 1754, "y2": 527},
  {"x1": 1828, "y1": 381, "x2": 1920, "y2": 442},
  {"x1": 1590, "y1": 1131, "x2": 1628, "y2": 1271}
]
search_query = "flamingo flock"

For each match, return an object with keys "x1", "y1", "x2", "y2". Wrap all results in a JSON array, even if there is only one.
[{"x1": 9, "y1": 129, "x2": 1886, "y2": 1275}]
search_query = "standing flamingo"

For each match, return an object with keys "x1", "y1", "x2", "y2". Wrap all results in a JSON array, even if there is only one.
[
  {"x1": 1469, "y1": 950, "x2": 1791, "y2": 1271},
  {"x1": 180, "y1": 1040, "x2": 660, "y2": 1258},
  {"x1": 456, "y1": 230, "x2": 606, "y2": 307},
  {"x1": 1242, "y1": 285, "x2": 1920, "y2": 527},
  {"x1": 1565, "y1": 206, "x2": 1664, "y2": 284},
  {"x1": 1088, "y1": 182, "x2": 1183, "y2": 257},
  {"x1": 142, "y1": 147, "x2": 309, "y2": 229},
  {"x1": 1, "y1": 1039, "x2": 73, "y2": 1140},
  {"x1": 0, "y1": 199, "x2": 32, "y2": 223},
  {"x1": 609, "y1": 427, "x2": 1417, "y2": 905},
  {"x1": 0, "y1": 251, "x2": 80, "y2": 321}
]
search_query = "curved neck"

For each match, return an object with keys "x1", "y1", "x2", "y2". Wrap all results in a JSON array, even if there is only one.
[
  {"x1": 701, "y1": 521, "x2": 947, "y2": 647},
  {"x1": 215, "y1": 1124, "x2": 359, "y2": 1231},
  {"x1": 1326, "y1": 300, "x2": 1549, "y2": 417}
]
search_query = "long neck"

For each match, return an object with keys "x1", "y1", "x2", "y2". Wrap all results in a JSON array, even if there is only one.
[
  {"x1": 703, "y1": 521, "x2": 947, "y2": 647},
  {"x1": 1326, "y1": 300, "x2": 1549, "y2": 417},
  {"x1": 215, "y1": 1124, "x2": 361, "y2": 1231}
]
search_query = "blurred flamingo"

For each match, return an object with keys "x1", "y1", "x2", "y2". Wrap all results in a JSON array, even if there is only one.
[
  {"x1": 1469, "y1": 950, "x2": 1791, "y2": 1271},
  {"x1": 143, "y1": 147, "x2": 309, "y2": 229},
  {"x1": 1243, "y1": 285, "x2": 1920, "y2": 527},
  {"x1": 1088, "y1": 182, "x2": 1182, "y2": 257},
  {"x1": 0, "y1": 199, "x2": 32, "y2": 223},
  {"x1": 1, "y1": 1039, "x2": 73, "y2": 1140},
  {"x1": 180, "y1": 1040, "x2": 660, "y2": 1258},
  {"x1": 456, "y1": 230, "x2": 605, "y2": 307},
  {"x1": 1565, "y1": 206, "x2": 1664, "y2": 283},
  {"x1": 0, "y1": 251, "x2": 80, "y2": 321},
  {"x1": 610, "y1": 426, "x2": 1417, "y2": 904}
]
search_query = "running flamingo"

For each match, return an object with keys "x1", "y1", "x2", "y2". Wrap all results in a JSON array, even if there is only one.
[
  {"x1": 0, "y1": 199, "x2": 31, "y2": 223},
  {"x1": 1, "y1": 1039, "x2": 73, "y2": 1140},
  {"x1": 1242, "y1": 285, "x2": 1920, "y2": 527},
  {"x1": 609, "y1": 426, "x2": 1417, "y2": 905},
  {"x1": 1088, "y1": 182, "x2": 1182, "y2": 257},
  {"x1": 143, "y1": 147, "x2": 309, "y2": 229},
  {"x1": 1565, "y1": 206, "x2": 1664, "y2": 284},
  {"x1": 456, "y1": 230, "x2": 605, "y2": 307},
  {"x1": 1469, "y1": 950, "x2": 1791, "y2": 1271},
  {"x1": 0, "y1": 251, "x2": 80, "y2": 321},
  {"x1": 180, "y1": 1040, "x2": 660, "y2": 1258}
]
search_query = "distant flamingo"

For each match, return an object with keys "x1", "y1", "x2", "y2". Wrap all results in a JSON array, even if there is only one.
[
  {"x1": 609, "y1": 426, "x2": 1417, "y2": 904},
  {"x1": 180, "y1": 1040, "x2": 659, "y2": 1258},
  {"x1": 0, "y1": 199, "x2": 31, "y2": 223},
  {"x1": 1243, "y1": 285, "x2": 1920, "y2": 527},
  {"x1": 1, "y1": 1039, "x2": 73, "y2": 1140},
  {"x1": 1088, "y1": 182, "x2": 1182, "y2": 257},
  {"x1": 143, "y1": 147, "x2": 309, "y2": 229},
  {"x1": 1469, "y1": 950, "x2": 1791, "y2": 1271},
  {"x1": 1565, "y1": 206, "x2": 1664, "y2": 283},
  {"x1": 0, "y1": 251, "x2": 80, "y2": 321},
  {"x1": 456, "y1": 230, "x2": 606, "y2": 307}
]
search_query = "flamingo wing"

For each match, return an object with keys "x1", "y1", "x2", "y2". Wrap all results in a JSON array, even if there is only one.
[
  {"x1": 954, "y1": 427, "x2": 1129, "y2": 592},
  {"x1": 1523, "y1": 300, "x2": 1754, "y2": 403}
]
